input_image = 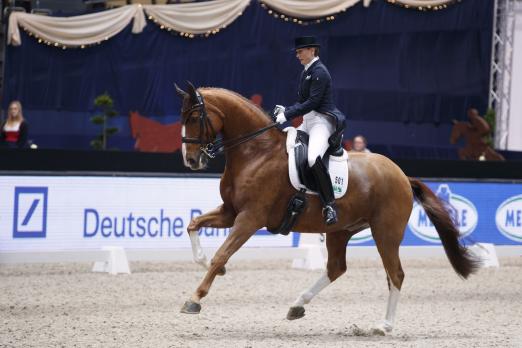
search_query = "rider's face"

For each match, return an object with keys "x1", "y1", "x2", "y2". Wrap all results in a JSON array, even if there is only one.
[{"x1": 296, "y1": 48, "x2": 315, "y2": 66}]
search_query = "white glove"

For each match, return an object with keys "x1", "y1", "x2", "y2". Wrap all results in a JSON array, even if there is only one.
[
  {"x1": 274, "y1": 105, "x2": 285, "y2": 114},
  {"x1": 275, "y1": 113, "x2": 287, "y2": 124}
]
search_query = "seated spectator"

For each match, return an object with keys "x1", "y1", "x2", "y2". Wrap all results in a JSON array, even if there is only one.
[
  {"x1": 351, "y1": 135, "x2": 371, "y2": 153},
  {"x1": 0, "y1": 101, "x2": 29, "y2": 149}
]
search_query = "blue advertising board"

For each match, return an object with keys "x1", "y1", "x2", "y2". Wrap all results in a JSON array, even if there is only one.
[{"x1": 348, "y1": 180, "x2": 522, "y2": 246}]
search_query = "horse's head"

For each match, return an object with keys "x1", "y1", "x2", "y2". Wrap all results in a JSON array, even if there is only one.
[{"x1": 175, "y1": 82, "x2": 224, "y2": 170}]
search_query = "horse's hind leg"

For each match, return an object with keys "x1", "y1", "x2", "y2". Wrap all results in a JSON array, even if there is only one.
[
  {"x1": 287, "y1": 230, "x2": 351, "y2": 320},
  {"x1": 370, "y1": 218, "x2": 406, "y2": 335}
]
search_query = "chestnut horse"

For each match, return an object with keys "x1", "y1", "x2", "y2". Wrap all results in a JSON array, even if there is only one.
[
  {"x1": 176, "y1": 83, "x2": 479, "y2": 335},
  {"x1": 450, "y1": 108, "x2": 505, "y2": 161}
]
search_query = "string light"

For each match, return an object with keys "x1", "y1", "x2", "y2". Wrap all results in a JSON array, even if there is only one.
[
  {"x1": 16, "y1": 0, "x2": 421, "y2": 47},
  {"x1": 259, "y1": 2, "x2": 347, "y2": 26},
  {"x1": 19, "y1": 8, "x2": 245, "y2": 47},
  {"x1": 146, "y1": 10, "x2": 244, "y2": 39},
  {"x1": 385, "y1": 0, "x2": 461, "y2": 11},
  {"x1": 21, "y1": 25, "x2": 107, "y2": 49}
]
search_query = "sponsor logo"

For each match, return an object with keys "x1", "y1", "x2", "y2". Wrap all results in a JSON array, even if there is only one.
[
  {"x1": 13, "y1": 187, "x2": 48, "y2": 238},
  {"x1": 408, "y1": 184, "x2": 478, "y2": 243},
  {"x1": 82, "y1": 208, "x2": 230, "y2": 239},
  {"x1": 496, "y1": 194, "x2": 522, "y2": 243}
]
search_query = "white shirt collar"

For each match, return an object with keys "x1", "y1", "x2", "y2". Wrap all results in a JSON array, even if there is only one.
[{"x1": 304, "y1": 57, "x2": 319, "y2": 71}]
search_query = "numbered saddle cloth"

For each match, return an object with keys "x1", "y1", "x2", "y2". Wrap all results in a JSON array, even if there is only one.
[{"x1": 284, "y1": 127, "x2": 349, "y2": 199}]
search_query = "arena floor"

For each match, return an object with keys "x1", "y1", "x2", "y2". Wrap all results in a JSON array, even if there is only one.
[{"x1": 1, "y1": 257, "x2": 521, "y2": 348}]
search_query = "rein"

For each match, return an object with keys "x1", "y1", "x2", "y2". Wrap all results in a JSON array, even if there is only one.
[
  {"x1": 181, "y1": 90, "x2": 278, "y2": 159},
  {"x1": 202, "y1": 123, "x2": 278, "y2": 159}
]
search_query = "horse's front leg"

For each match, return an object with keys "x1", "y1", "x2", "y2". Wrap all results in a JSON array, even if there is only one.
[
  {"x1": 187, "y1": 204, "x2": 235, "y2": 273},
  {"x1": 181, "y1": 211, "x2": 263, "y2": 314}
]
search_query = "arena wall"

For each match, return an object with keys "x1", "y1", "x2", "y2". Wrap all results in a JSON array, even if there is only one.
[{"x1": 1, "y1": 173, "x2": 520, "y2": 263}]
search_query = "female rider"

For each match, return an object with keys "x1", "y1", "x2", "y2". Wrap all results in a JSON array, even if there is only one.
[{"x1": 274, "y1": 36, "x2": 346, "y2": 225}]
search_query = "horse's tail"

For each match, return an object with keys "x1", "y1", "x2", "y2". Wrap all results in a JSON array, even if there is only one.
[{"x1": 409, "y1": 178, "x2": 480, "y2": 279}]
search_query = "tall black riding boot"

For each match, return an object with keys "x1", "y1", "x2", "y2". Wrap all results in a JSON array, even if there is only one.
[{"x1": 311, "y1": 157, "x2": 338, "y2": 225}]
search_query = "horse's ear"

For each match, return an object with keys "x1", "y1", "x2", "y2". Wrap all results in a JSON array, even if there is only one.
[
  {"x1": 174, "y1": 83, "x2": 188, "y2": 99},
  {"x1": 186, "y1": 81, "x2": 199, "y2": 104}
]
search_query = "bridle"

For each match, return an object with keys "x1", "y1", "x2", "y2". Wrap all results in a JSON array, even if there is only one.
[
  {"x1": 180, "y1": 90, "x2": 218, "y2": 158},
  {"x1": 180, "y1": 90, "x2": 278, "y2": 159}
]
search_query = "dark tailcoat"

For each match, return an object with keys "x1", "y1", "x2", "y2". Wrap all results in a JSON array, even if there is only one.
[{"x1": 284, "y1": 59, "x2": 345, "y2": 132}]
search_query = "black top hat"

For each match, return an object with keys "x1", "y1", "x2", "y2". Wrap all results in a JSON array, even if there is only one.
[{"x1": 294, "y1": 36, "x2": 320, "y2": 50}]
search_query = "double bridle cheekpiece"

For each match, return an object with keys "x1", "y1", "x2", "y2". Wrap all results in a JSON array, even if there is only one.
[
  {"x1": 180, "y1": 86, "x2": 278, "y2": 159},
  {"x1": 180, "y1": 90, "x2": 219, "y2": 158}
]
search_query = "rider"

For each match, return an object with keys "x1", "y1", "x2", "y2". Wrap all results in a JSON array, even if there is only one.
[{"x1": 274, "y1": 36, "x2": 346, "y2": 226}]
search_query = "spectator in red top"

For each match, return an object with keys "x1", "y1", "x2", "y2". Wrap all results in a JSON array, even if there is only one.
[{"x1": 0, "y1": 101, "x2": 29, "y2": 149}]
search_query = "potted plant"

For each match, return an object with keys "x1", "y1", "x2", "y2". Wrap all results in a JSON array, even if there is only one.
[{"x1": 90, "y1": 93, "x2": 118, "y2": 150}]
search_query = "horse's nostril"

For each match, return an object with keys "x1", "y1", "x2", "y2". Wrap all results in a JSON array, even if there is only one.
[{"x1": 187, "y1": 158, "x2": 196, "y2": 166}]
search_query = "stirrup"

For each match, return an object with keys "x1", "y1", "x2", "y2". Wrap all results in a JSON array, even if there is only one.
[{"x1": 322, "y1": 205, "x2": 338, "y2": 225}]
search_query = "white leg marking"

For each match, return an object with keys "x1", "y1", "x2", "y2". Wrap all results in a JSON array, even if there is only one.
[
  {"x1": 383, "y1": 282, "x2": 400, "y2": 331},
  {"x1": 373, "y1": 277, "x2": 401, "y2": 334},
  {"x1": 189, "y1": 230, "x2": 209, "y2": 270},
  {"x1": 292, "y1": 272, "x2": 331, "y2": 307},
  {"x1": 181, "y1": 126, "x2": 188, "y2": 167}
]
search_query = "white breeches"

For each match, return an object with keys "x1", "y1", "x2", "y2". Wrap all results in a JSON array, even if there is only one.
[{"x1": 297, "y1": 111, "x2": 336, "y2": 167}]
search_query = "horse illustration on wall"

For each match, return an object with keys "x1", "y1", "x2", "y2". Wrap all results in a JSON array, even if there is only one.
[{"x1": 450, "y1": 108, "x2": 504, "y2": 161}]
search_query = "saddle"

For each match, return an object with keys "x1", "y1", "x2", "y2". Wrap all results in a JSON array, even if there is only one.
[
  {"x1": 268, "y1": 127, "x2": 349, "y2": 235},
  {"x1": 287, "y1": 127, "x2": 349, "y2": 197},
  {"x1": 293, "y1": 130, "x2": 345, "y2": 192}
]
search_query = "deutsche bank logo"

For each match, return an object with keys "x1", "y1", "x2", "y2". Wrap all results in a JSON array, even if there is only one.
[{"x1": 13, "y1": 187, "x2": 48, "y2": 238}]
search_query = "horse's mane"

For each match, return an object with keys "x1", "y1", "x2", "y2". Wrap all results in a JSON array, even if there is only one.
[
  {"x1": 199, "y1": 87, "x2": 272, "y2": 123},
  {"x1": 199, "y1": 87, "x2": 281, "y2": 148}
]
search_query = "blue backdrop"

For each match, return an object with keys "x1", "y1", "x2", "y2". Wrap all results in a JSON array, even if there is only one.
[{"x1": 3, "y1": 1, "x2": 494, "y2": 151}]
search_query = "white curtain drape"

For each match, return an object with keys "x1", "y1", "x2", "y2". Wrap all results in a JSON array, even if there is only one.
[
  {"x1": 260, "y1": 0, "x2": 369, "y2": 19},
  {"x1": 7, "y1": 0, "x2": 457, "y2": 48},
  {"x1": 8, "y1": 4, "x2": 145, "y2": 47},
  {"x1": 143, "y1": 0, "x2": 250, "y2": 35},
  {"x1": 389, "y1": 0, "x2": 457, "y2": 7}
]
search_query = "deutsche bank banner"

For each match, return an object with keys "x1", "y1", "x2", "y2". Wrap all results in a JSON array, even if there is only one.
[
  {"x1": 0, "y1": 176, "x2": 294, "y2": 252},
  {"x1": 1, "y1": 176, "x2": 521, "y2": 252},
  {"x1": 350, "y1": 180, "x2": 522, "y2": 246}
]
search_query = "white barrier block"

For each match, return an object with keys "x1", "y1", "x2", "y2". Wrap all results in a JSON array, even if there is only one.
[
  {"x1": 292, "y1": 234, "x2": 326, "y2": 270},
  {"x1": 469, "y1": 243, "x2": 500, "y2": 268},
  {"x1": 92, "y1": 246, "x2": 131, "y2": 275}
]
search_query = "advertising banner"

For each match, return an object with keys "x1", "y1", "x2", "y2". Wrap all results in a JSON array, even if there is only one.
[
  {"x1": 1, "y1": 176, "x2": 521, "y2": 252},
  {"x1": 0, "y1": 176, "x2": 294, "y2": 252},
  {"x1": 349, "y1": 181, "x2": 522, "y2": 246}
]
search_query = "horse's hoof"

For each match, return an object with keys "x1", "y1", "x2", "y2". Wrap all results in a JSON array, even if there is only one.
[
  {"x1": 371, "y1": 327, "x2": 386, "y2": 336},
  {"x1": 217, "y1": 266, "x2": 226, "y2": 276},
  {"x1": 371, "y1": 321, "x2": 392, "y2": 336},
  {"x1": 180, "y1": 300, "x2": 201, "y2": 314},
  {"x1": 286, "y1": 306, "x2": 305, "y2": 320}
]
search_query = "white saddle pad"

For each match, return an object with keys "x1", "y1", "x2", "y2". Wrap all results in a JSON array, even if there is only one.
[{"x1": 284, "y1": 127, "x2": 349, "y2": 199}]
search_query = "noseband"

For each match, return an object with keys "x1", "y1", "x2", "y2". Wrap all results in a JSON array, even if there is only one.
[{"x1": 180, "y1": 90, "x2": 278, "y2": 159}]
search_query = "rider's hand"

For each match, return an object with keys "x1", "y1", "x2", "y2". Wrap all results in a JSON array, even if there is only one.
[
  {"x1": 271, "y1": 105, "x2": 285, "y2": 121},
  {"x1": 274, "y1": 105, "x2": 285, "y2": 115},
  {"x1": 275, "y1": 113, "x2": 287, "y2": 124}
]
